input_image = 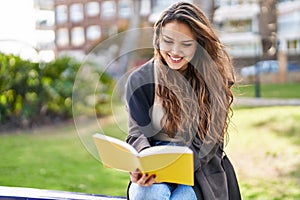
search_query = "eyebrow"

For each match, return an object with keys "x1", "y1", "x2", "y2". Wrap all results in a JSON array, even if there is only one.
[{"x1": 162, "y1": 34, "x2": 194, "y2": 43}]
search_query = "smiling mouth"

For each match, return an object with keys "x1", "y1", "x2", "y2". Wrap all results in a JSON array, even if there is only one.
[{"x1": 169, "y1": 55, "x2": 183, "y2": 63}]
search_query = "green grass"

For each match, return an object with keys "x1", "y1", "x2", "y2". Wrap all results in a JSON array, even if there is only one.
[
  {"x1": 232, "y1": 83, "x2": 300, "y2": 98},
  {"x1": 226, "y1": 106, "x2": 300, "y2": 199},
  {"x1": 0, "y1": 123, "x2": 129, "y2": 196},
  {"x1": 1, "y1": 105, "x2": 300, "y2": 199}
]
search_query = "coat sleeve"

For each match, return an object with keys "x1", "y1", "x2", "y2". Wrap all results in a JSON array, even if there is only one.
[
  {"x1": 125, "y1": 61, "x2": 155, "y2": 152},
  {"x1": 126, "y1": 113, "x2": 151, "y2": 152}
]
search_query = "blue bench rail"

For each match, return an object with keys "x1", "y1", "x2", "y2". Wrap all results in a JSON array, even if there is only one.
[{"x1": 0, "y1": 186, "x2": 126, "y2": 200}]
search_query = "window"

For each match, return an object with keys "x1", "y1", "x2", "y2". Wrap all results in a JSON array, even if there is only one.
[
  {"x1": 101, "y1": 1, "x2": 116, "y2": 18},
  {"x1": 86, "y1": 2, "x2": 100, "y2": 17},
  {"x1": 36, "y1": 10, "x2": 55, "y2": 27},
  {"x1": 71, "y1": 27, "x2": 85, "y2": 46},
  {"x1": 56, "y1": 5, "x2": 68, "y2": 24},
  {"x1": 70, "y1": 3, "x2": 84, "y2": 23},
  {"x1": 140, "y1": 0, "x2": 151, "y2": 16},
  {"x1": 223, "y1": 19, "x2": 252, "y2": 33},
  {"x1": 87, "y1": 25, "x2": 101, "y2": 41},
  {"x1": 118, "y1": 0, "x2": 132, "y2": 18},
  {"x1": 56, "y1": 28, "x2": 69, "y2": 47},
  {"x1": 288, "y1": 40, "x2": 298, "y2": 51}
]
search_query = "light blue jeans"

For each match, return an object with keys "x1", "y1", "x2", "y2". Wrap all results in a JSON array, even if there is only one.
[{"x1": 128, "y1": 182, "x2": 197, "y2": 200}]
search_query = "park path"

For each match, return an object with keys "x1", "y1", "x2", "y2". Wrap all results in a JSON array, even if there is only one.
[{"x1": 234, "y1": 97, "x2": 300, "y2": 107}]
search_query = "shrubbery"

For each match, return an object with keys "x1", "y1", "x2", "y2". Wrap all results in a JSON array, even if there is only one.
[{"x1": 0, "y1": 53, "x2": 114, "y2": 131}]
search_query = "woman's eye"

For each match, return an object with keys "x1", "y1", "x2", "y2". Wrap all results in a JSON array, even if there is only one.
[
  {"x1": 182, "y1": 43, "x2": 192, "y2": 47},
  {"x1": 163, "y1": 39, "x2": 173, "y2": 44}
]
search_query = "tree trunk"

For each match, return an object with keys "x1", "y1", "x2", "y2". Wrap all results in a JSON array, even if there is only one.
[{"x1": 258, "y1": 0, "x2": 277, "y2": 60}]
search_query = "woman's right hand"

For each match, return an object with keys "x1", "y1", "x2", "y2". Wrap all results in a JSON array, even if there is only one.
[{"x1": 129, "y1": 169, "x2": 156, "y2": 186}]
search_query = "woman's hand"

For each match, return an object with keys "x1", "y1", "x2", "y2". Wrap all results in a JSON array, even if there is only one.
[{"x1": 129, "y1": 169, "x2": 156, "y2": 186}]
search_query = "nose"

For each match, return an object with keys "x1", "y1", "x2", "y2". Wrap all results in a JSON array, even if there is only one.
[{"x1": 171, "y1": 44, "x2": 181, "y2": 55}]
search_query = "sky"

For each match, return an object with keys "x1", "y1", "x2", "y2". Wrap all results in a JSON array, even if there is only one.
[{"x1": 0, "y1": 0, "x2": 38, "y2": 59}]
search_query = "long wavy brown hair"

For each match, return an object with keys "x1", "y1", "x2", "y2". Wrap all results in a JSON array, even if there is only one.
[{"x1": 153, "y1": 2, "x2": 235, "y2": 145}]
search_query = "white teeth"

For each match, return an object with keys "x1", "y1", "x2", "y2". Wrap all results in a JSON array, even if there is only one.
[{"x1": 170, "y1": 56, "x2": 181, "y2": 61}]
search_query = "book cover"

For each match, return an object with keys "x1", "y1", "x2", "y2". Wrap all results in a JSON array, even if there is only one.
[{"x1": 93, "y1": 133, "x2": 194, "y2": 186}]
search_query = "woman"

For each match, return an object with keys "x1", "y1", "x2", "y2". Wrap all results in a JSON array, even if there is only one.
[{"x1": 125, "y1": 2, "x2": 241, "y2": 200}]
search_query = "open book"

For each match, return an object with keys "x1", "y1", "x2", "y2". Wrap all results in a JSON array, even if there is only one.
[{"x1": 93, "y1": 133, "x2": 194, "y2": 186}]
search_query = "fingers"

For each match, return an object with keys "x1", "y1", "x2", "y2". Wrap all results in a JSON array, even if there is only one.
[
  {"x1": 137, "y1": 173, "x2": 156, "y2": 186},
  {"x1": 129, "y1": 169, "x2": 156, "y2": 186},
  {"x1": 129, "y1": 169, "x2": 142, "y2": 182}
]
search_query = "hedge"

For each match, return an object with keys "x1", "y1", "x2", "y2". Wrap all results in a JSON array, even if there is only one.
[{"x1": 0, "y1": 53, "x2": 114, "y2": 131}]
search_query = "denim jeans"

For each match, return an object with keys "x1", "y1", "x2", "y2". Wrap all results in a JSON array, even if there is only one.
[
  {"x1": 128, "y1": 140, "x2": 196, "y2": 200},
  {"x1": 128, "y1": 182, "x2": 197, "y2": 200}
]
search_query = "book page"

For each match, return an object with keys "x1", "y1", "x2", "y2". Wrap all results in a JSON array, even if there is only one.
[
  {"x1": 93, "y1": 133, "x2": 140, "y2": 172},
  {"x1": 139, "y1": 145, "x2": 192, "y2": 156}
]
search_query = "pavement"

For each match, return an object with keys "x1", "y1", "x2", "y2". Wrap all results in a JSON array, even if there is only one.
[{"x1": 234, "y1": 97, "x2": 300, "y2": 107}]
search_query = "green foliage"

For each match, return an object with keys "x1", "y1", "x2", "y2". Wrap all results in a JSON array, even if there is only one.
[
  {"x1": 0, "y1": 53, "x2": 114, "y2": 130},
  {"x1": 0, "y1": 54, "x2": 41, "y2": 127},
  {"x1": 39, "y1": 57, "x2": 81, "y2": 118}
]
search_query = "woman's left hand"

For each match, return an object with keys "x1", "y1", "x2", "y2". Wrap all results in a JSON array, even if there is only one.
[{"x1": 129, "y1": 168, "x2": 157, "y2": 186}]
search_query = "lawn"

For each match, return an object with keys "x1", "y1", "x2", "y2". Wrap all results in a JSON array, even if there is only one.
[
  {"x1": 0, "y1": 121, "x2": 129, "y2": 196},
  {"x1": 226, "y1": 106, "x2": 300, "y2": 199},
  {"x1": 232, "y1": 82, "x2": 300, "y2": 98},
  {"x1": 1, "y1": 80, "x2": 300, "y2": 199},
  {"x1": 1, "y1": 105, "x2": 300, "y2": 199}
]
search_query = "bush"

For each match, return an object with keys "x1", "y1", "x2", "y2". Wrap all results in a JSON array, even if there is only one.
[
  {"x1": 0, "y1": 54, "x2": 40, "y2": 128},
  {"x1": 0, "y1": 53, "x2": 114, "y2": 131}
]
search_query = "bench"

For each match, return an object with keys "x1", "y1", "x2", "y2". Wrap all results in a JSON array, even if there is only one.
[{"x1": 0, "y1": 186, "x2": 126, "y2": 200}]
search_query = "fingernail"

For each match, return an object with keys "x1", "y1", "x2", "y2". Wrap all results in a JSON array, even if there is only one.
[
  {"x1": 152, "y1": 175, "x2": 156, "y2": 178},
  {"x1": 145, "y1": 173, "x2": 149, "y2": 177}
]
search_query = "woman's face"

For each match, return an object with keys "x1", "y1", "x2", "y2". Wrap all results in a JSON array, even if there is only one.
[{"x1": 159, "y1": 21, "x2": 197, "y2": 72}]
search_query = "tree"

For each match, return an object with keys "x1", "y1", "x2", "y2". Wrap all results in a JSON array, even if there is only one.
[{"x1": 258, "y1": 0, "x2": 277, "y2": 60}]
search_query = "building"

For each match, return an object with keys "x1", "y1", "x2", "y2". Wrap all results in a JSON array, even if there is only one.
[
  {"x1": 214, "y1": 0, "x2": 300, "y2": 83},
  {"x1": 277, "y1": 0, "x2": 300, "y2": 59},
  {"x1": 34, "y1": 0, "x2": 56, "y2": 62},
  {"x1": 35, "y1": 0, "x2": 221, "y2": 61},
  {"x1": 52, "y1": 0, "x2": 153, "y2": 59},
  {"x1": 33, "y1": 0, "x2": 300, "y2": 82},
  {"x1": 276, "y1": 0, "x2": 300, "y2": 82},
  {"x1": 214, "y1": 0, "x2": 262, "y2": 69}
]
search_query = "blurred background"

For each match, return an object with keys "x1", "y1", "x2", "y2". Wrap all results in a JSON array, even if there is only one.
[
  {"x1": 1, "y1": 0, "x2": 300, "y2": 82},
  {"x1": 0, "y1": 0, "x2": 300, "y2": 199}
]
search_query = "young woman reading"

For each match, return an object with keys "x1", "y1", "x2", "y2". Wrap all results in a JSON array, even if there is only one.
[{"x1": 125, "y1": 2, "x2": 241, "y2": 200}]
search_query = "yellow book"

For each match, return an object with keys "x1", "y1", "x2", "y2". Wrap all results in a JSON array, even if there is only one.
[{"x1": 93, "y1": 133, "x2": 194, "y2": 186}]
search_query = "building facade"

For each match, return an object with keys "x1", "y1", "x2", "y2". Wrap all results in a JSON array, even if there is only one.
[
  {"x1": 34, "y1": 0, "x2": 152, "y2": 59},
  {"x1": 54, "y1": 0, "x2": 137, "y2": 56},
  {"x1": 213, "y1": 0, "x2": 300, "y2": 83},
  {"x1": 33, "y1": 0, "x2": 300, "y2": 82},
  {"x1": 34, "y1": 0, "x2": 56, "y2": 62},
  {"x1": 277, "y1": 0, "x2": 300, "y2": 58}
]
